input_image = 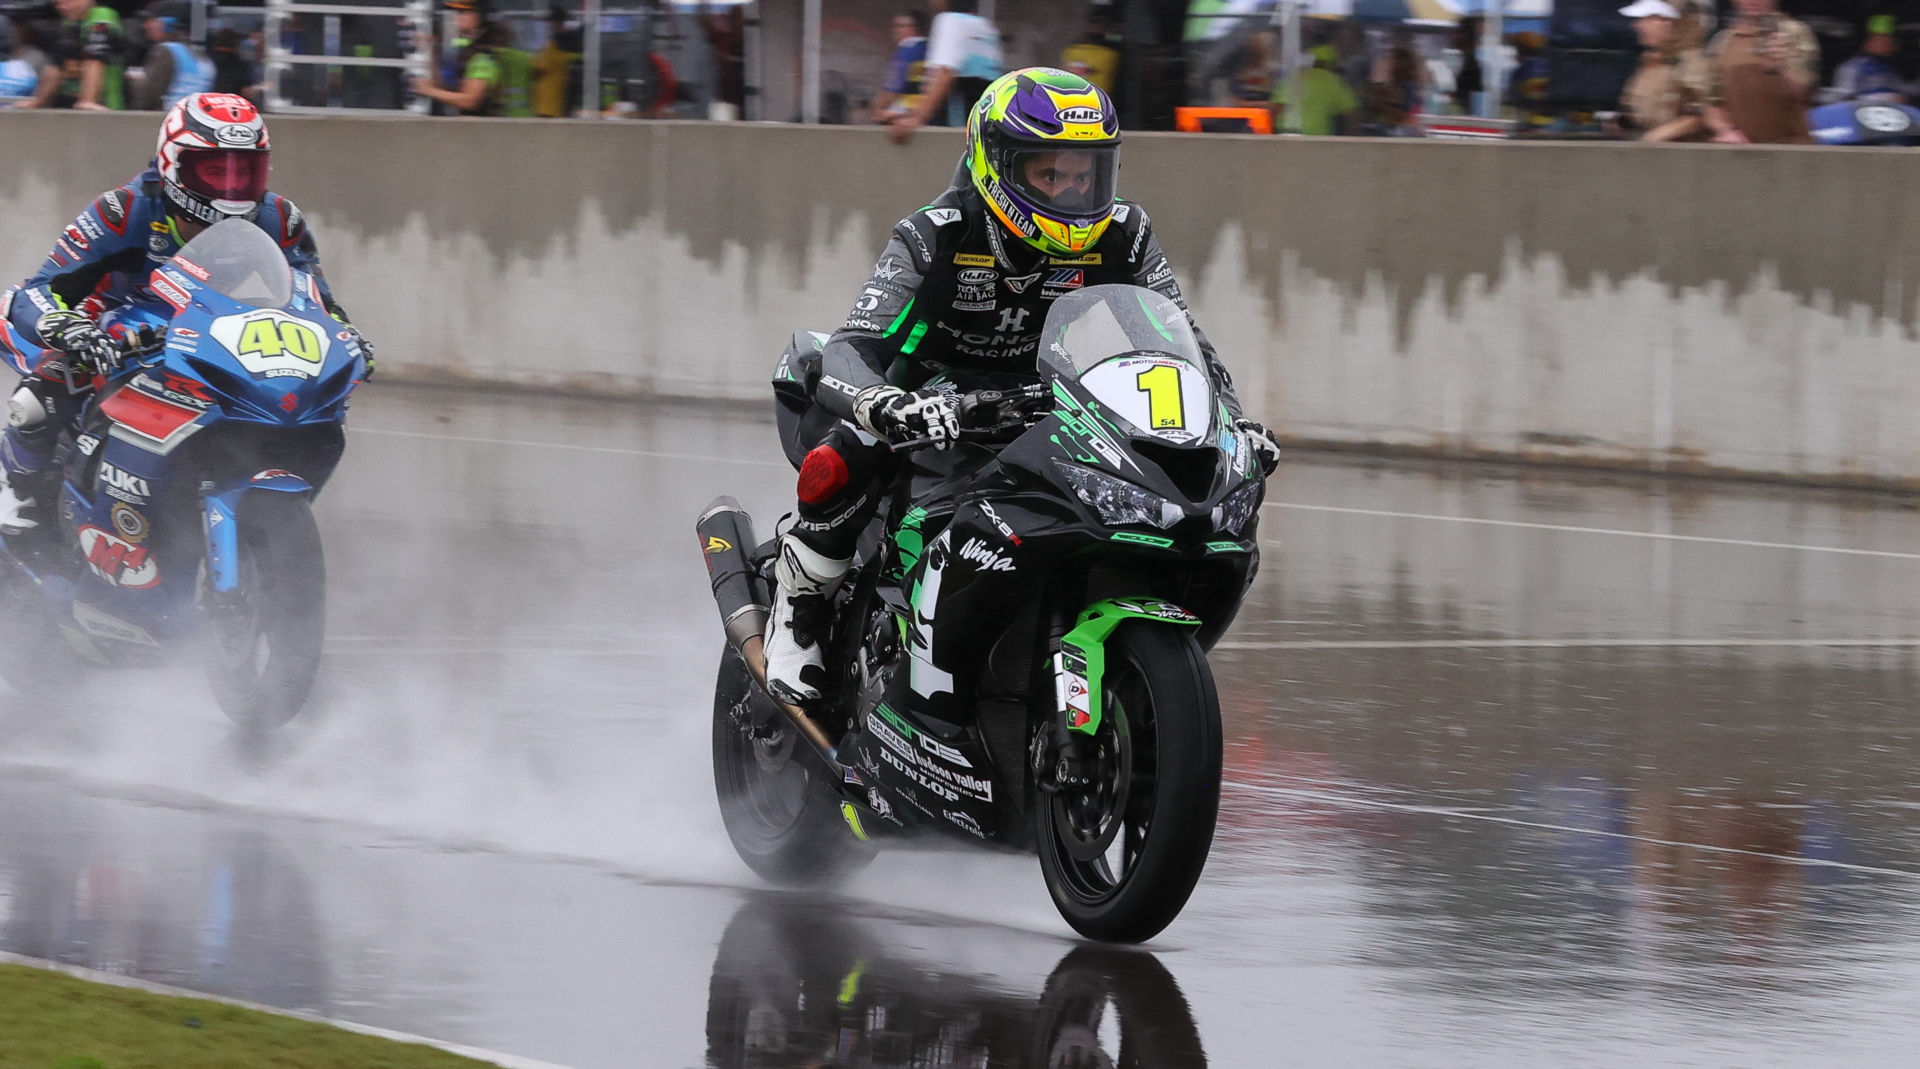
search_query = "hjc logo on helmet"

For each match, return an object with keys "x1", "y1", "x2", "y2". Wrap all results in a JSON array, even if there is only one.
[{"x1": 1056, "y1": 106, "x2": 1103, "y2": 124}]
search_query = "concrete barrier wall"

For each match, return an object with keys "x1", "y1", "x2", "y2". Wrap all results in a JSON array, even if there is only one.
[{"x1": 3, "y1": 113, "x2": 1918, "y2": 488}]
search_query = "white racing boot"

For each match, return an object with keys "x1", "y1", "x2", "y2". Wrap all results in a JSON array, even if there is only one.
[
  {"x1": 763, "y1": 533, "x2": 850, "y2": 706},
  {"x1": 0, "y1": 474, "x2": 42, "y2": 538}
]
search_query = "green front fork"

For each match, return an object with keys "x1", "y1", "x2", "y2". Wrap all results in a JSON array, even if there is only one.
[{"x1": 1054, "y1": 597, "x2": 1201, "y2": 736}]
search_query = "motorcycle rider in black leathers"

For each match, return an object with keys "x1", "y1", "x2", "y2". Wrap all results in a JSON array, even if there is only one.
[{"x1": 763, "y1": 67, "x2": 1282, "y2": 705}]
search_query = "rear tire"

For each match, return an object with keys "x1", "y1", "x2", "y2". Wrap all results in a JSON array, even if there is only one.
[
  {"x1": 712, "y1": 645, "x2": 873, "y2": 887},
  {"x1": 204, "y1": 493, "x2": 325, "y2": 732},
  {"x1": 1035, "y1": 622, "x2": 1223, "y2": 943}
]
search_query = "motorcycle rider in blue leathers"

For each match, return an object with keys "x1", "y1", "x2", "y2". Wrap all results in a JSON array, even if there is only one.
[{"x1": 0, "y1": 91, "x2": 368, "y2": 540}]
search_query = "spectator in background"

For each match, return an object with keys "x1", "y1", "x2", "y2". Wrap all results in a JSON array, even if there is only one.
[
  {"x1": 16, "y1": 0, "x2": 126, "y2": 110},
  {"x1": 413, "y1": 0, "x2": 506, "y2": 116},
  {"x1": 1228, "y1": 29, "x2": 1276, "y2": 104},
  {"x1": 1451, "y1": 16, "x2": 1482, "y2": 113},
  {"x1": 531, "y1": 3, "x2": 580, "y2": 117},
  {"x1": 1703, "y1": 0, "x2": 1817, "y2": 144},
  {"x1": 207, "y1": 28, "x2": 257, "y2": 101},
  {"x1": 870, "y1": 10, "x2": 927, "y2": 123},
  {"x1": 1617, "y1": 0, "x2": 1710, "y2": 141},
  {"x1": 2, "y1": 13, "x2": 50, "y2": 100},
  {"x1": 1059, "y1": 9, "x2": 1120, "y2": 94},
  {"x1": 1363, "y1": 31, "x2": 1425, "y2": 135},
  {"x1": 702, "y1": 2, "x2": 746, "y2": 120},
  {"x1": 133, "y1": 2, "x2": 212, "y2": 111},
  {"x1": 1272, "y1": 43, "x2": 1358, "y2": 136},
  {"x1": 888, "y1": 0, "x2": 1000, "y2": 144},
  {"x1": 1507, "y1": 31, "x2": 1552, "y2": 125},
  {"x1": 1825, "y1": 14, "x2": 1910, "y2": 103}
]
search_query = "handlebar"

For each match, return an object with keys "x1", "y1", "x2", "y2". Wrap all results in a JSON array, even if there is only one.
[{"x1": 889, "y1": 383, "x2": 1051, "y2": 454}]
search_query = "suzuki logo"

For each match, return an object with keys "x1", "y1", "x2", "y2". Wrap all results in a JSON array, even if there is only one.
[{"x1": 996, "y1": 307, "x2": 1030, "y2": 333}]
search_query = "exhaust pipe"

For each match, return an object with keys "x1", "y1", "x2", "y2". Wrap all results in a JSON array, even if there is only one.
[
  {"x1": 697, "y1": 497, "x2": 840, "y2": 761},
  {"x1": 697, "y1": 497, "x2": 770, "y2": 654}
]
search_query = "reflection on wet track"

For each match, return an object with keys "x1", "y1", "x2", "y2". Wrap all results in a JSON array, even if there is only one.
[{"x1": 3, "y1": 386, "x2": 1920, "y2": 1066}]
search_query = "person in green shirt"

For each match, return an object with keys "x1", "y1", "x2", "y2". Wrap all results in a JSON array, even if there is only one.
[
  {"x1": 17, "y1": 0, "x2": 124, "y2": 110},
  {"x1": 1271, "y1": 44, "x2": 1358, "y2": 136},
  {"x1": 412, "y1": 0, "x2": 505, "y2": 116}
]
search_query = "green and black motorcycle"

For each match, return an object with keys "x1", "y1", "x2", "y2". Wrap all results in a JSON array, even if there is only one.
[{"x1": 698, "y1": 285, "x2": 1266, "y2": 943}]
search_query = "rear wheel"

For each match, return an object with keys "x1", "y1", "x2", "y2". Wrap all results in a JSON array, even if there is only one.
[
  {"x1": 712, "y1": 645, "x2": 873, "y2": 887},
  {"x1": 1035, "y1": 622, "x2": 1223, "y2": 943},
  {"x1": 203, "y1": 492, "x2": 325, "y2": 732}
]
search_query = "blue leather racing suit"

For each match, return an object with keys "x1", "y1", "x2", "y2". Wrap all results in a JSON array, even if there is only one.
[{"x1": 0, "y1": 166, "x2": 346, "y2": 491}]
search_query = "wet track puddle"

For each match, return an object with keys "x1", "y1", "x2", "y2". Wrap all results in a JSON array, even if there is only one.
[{"x1": 4, "y1": 389, "x2": 1920, "y2": 1066}]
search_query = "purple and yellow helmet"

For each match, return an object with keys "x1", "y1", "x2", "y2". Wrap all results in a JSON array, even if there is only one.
[{"x1": 964, "y1": 67, "x2": 1121, "y2": 257}]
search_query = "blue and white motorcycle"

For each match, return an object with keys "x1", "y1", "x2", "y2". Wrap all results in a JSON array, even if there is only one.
[{"x1": 0, "y1": 219, "x2": 368, "y2": 728}]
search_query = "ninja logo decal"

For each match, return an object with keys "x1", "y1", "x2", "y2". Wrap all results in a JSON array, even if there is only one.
[{"x1": 958, "y1": 537, "x2": 1015, "y2": 572}]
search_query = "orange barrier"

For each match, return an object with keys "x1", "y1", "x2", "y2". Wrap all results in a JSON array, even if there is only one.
[{"x1": 1173, "y1": 106, "x2": 1273, "y2": 135}]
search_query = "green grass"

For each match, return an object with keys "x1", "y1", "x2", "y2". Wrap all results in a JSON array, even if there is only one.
[{"x1": 0, "y1": 964, "x2": 501, "y2": 1069}]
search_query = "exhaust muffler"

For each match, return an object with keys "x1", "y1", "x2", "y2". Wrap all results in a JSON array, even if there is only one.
[{"x1": 697, "y1": 497, "x2": 839, "y2": 760}]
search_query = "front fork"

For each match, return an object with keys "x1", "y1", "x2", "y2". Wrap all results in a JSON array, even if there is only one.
[
  {"x1": 201, "y1": 473, "x2": 314, "y2": 594},
  {"x1": 1041, "y1": 596, "x2": 1203, "y2": 791}
]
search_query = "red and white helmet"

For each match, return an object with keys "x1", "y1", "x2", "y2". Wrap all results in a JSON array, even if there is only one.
[{"x1": 155, "y1": 92, "x2": 271, "y2": 226}]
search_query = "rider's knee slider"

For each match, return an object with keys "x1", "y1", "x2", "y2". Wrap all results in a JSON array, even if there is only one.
[{"x1": 797, "y1": 444, "x2": 851, "y2": 505}]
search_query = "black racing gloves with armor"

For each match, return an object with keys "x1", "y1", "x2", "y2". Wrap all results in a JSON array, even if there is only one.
[
  {"x1": 35, "y1": 310, "x2": 121, "y2": 378},
  {"x1": 854, "y1": 385, "x2": 961, "y2": 449}
]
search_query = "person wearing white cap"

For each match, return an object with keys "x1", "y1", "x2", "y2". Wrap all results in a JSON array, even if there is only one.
[{"x1": 1617, "y1": 0, "x2": 1712, "y2": 141}]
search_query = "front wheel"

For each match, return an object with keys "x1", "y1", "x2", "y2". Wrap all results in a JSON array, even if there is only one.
[
  {"x1": 203, "y1": 492, "x2": 326, "y2": 732},
  {"x1": 1035, "y1": 622, "x2": 1223, "y2": 943},
  {"x1": 712, "y1": 645, "x2": 873, "y2": 887}
]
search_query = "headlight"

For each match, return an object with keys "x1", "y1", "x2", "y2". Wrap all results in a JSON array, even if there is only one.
[
  {"x1": 1054, "y1": 461, "x2": 1182, "y2": 529},
  {"x1": 1212, "y1": 480, "x2": 1262, "y2": 536}
]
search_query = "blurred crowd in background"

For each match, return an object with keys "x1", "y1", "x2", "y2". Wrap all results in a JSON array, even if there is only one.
[{"x1": 5, "y1": 0, "x2": 1920, "y2": 145}]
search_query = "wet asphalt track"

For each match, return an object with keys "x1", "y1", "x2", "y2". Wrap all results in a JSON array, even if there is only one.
[{"x1": 4, "y1": 384, "x2": 1920, "y2": 1067}]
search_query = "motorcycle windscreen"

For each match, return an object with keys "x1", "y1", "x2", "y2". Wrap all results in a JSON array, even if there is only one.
[
  {"x1": 159, "y1": 217, "x2": 294, "y2": 311},
  {"x1": 1038, "y1": 284, "x2": 1216, "y2": 445}
]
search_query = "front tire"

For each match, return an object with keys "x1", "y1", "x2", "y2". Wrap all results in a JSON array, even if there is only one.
[
  {"x1": 204, "y1": 493, "x2": 325, "y2": 731},
  {"x1": 712, "y1": 645, "x2": 873, "y2": 887},
  {"x1": 1035, "y1": 622, "x2": 1223, "y2": 943}
]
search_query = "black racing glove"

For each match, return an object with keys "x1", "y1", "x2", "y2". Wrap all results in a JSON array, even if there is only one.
[
  {"x1": 853, "y1": 385, "x2": 961, "y2": 448},
  {"x1": 340, "y1": 322, "x2": 376, "y2": 380},
  {"x1": 1233, "y1": 418, "x2": 1282, "y2": 477},
  {"x1": 35, "y1": 310, "x2": 120, "y2": 378}
]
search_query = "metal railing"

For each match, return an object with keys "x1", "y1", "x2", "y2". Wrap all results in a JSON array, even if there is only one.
[{"x1": 262, "y1": 0, "x2": 434, "y2": 114}]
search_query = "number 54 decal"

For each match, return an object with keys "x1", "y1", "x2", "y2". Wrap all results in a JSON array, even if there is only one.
[{"x1": 208, "y1": 310, "x2": 332, "y2": 379}]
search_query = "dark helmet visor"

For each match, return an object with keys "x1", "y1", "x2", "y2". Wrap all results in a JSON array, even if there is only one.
[{"x1": 178, "y1": 148, "x2": 270, "y2": 204}]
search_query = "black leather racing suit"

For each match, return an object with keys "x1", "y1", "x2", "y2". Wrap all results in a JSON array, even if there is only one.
[{"x1": 776, "y1": 181, "x2": 1243, "y2": 559}]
